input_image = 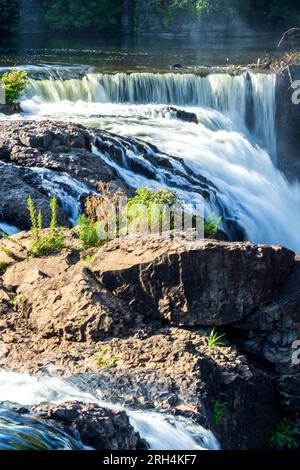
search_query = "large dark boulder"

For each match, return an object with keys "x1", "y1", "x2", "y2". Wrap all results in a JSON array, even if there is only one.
[
  {"x1": 31, "y1": 401, "x2": 146, "y2": 450},
  {"x1": 92, "y1": 233, "x2": 295, "y2": 326}
]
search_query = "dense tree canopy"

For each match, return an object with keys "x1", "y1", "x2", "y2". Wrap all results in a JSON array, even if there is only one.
[
  {"x1": 0, "y1": 1, "x2": 299, "y2": 35},
  {"x1": 39, "y1": 0, "x2": 123, "y2": 30},
  {"x1": 0, "y1": 0, "x2": 18, "y2": 33},
  {"x1": 152, "y1": 0, "x2": 300, "y2": 28}
]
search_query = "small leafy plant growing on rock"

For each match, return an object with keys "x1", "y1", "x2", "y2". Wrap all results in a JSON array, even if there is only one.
[
  {"x1": 212, "y1": 400, "x2": 229, "y2": 426},
  {"x1": 204, "y1": 212, "x2": 222, "y2": 239},
  {"x1": 0, "y1": 261, "x2": 10, "y2": 275},
  {"x1": 96, "y1": 347, "x2": 122, "y2": 368},
  {"x1": 267, "y1": 418, "x2": 300, "y2": 449},
  {"x1": 207, "y1": 328, "x2": 225, "y2": 348},
  {"x1": 125, "y1": 187, "x2": 178, "y2": 235},
  {"x1": 1, "y1": 70, "x2": 28, "y2": 104},
  {"x1": 11, "y1": 293, "x2": 26, "y2": 315},
  {"x1": 27, "y1": 196, "x2": 65, "y2": 257},
  {"x1": 77, "y1": 214, "x2": 101, "y2": 250}
]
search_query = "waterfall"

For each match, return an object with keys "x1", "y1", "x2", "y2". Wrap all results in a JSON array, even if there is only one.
[
  {"x1": 0, "y1": 222, "x2": 20, "y2": 236},
  {"x1": 27, "y1": 168, "x2": 91, "y2": 226},
  {"x1": 25, "y1": 71, "x2": 276, "y2": 155},
  {"x1": 17, "y1": 69, "x2": 300, "y2": 250}
]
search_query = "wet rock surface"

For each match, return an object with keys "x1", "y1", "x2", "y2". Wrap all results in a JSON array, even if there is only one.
[
  {"x1": 29, "y1": 401, "x2": 146, "y2": 450},
  {"x1": 0, "y1": 121, "x2": 129, "y2": 230},
  {"x1": 0, "y1": 165, "x2": 68, "y2": 230}
]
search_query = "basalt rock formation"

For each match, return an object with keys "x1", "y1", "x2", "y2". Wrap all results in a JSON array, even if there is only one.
[
  {"x1": 91, "y1": 234, "x2": 294, "y2": 326},
  {"x1": 0, "y1": 121, "x2": 129, "y2": 231},
  {"x1": 30, "y1": 401, "x2": 146, "y2": 450}
]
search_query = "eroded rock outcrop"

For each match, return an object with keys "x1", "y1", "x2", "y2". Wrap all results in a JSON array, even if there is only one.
[
  {"x1": 92, "y1": 234, "x2": 294, "y2": 326},
  {"x1": 1, "y1": 230, "x2": 300, "y2": 449},
  {"x1": 0, "y1": 121, "x2": 128, "y2": 191},
  {"x1": 2, "y1": 247, "x2": 145, "y2": 342}
]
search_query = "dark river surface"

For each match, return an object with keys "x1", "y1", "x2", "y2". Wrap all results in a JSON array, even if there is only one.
[{"x1": 0, "y1": 31, "x2": 279, "y2": 72}]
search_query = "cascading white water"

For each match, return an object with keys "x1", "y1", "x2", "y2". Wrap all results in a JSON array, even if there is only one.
[
  {"x1": 0, "y1": 370, "x2": 219, "y2": 451},
  {"x1": 24, "y1": 71, "x2": 276, "y2": 156},
  {"x1": 18, "y1": 70, "x2": 300, "y2": 251},
  {"x1": 0, "y1": 222, "x2": 20, "y2": 236},
  {"x1": 29, "y1": 168, "x2": 91, "y2": 225}
]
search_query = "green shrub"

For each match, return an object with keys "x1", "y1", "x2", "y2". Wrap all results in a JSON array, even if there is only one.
[
  {"x1": 268, "y1": 418, "x2": 300, "y2": 449},
  {"x1": 96, "y1": 348, "x2": 122, "y2": 368},
  {"x1": 0, "y1": 261, "x2": 10, "y2": 275},
  {"x1": 1, "y1": 70, "x2": 29, "y2": 105},
  {"x1": 27, "y1": 196, "x2": 65, "y2": 258},
  {"x1": 207, "y1": 328, "x2": 225, "y2": 348},
  {"x1": 12, "y1": 293, "x2": 26, "y2": 315},
  {"x1": 213, "y1": 400, "x2": 229, "y2": 426},
  {"x1": 204, "y1": 212, "x2": 221, "y2": 239},
  {"x1": 125, "y1": 188, "x2": 178, "y2": 234},
  {"x1": 77, "y1": 214, "x2": 102, "y2": 249}
]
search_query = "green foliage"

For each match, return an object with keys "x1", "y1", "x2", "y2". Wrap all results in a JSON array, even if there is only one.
[
  {"x1": 127, "y1": 188, "x2": 177, "y2": 209},
  {"x1": 0, "y1": 0, "x2": 18, "y2": 33},
  {"x1": 204, "y1": 212, "x2": 221, "y2": 239},
  {"x1": 207, "y1": 328, "x2": 225, "y2": 348},
  {"x1": 125, "y1": 188, "x2": 178, "y2": 234},
  {"x1": 79, "y1": 253, "x2": 96, "y2": 266},
  {"x1": 39, "y1": 0, "x2": 123, "y2": 30},
  {"x1": 0, "y1": 262, "x2": 10, "y2": 275},
  {"x1": 77, "y1": 214, "x2": 102, "y2": 249},
  {"x1": 151, "y1": 0, "x2": 300, "y2": 27},
  {"x1": 1, "y1": 70, "x2": 29, "y2": 105},
  {"x1": 268, "y1": 418, "x2": 300, "y2": 449},
  {"x1": 213, "y1": 400, "x2": 229, "y2": 426},
  {"x1": 96, "y1": 348, "x2": 122, "y2": 368},
  {"x1": 27, "y1": 196, "x2": 65, "y2": 258},
  {"x1": 12, "y1": 293, "x2": 26, "y2": 315}
]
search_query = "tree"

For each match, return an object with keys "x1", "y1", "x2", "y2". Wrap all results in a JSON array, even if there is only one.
[
  {"x1": 0, "y1": 0, "x2": 18, "y2": 33},
  {"x1": 39, "y1": 0, "x2": 123, "y2": 30}
]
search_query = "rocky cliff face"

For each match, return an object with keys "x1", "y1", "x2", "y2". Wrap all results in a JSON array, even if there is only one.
[
  {"x1": 1, "y1": 229, "x2": 300, "y2": 449},
  {"x1": 1, "y1": 121, "x2": 300, "y2": 450},
  {"x1": 276, "y1": 65, "x2": 300, "y2": 181}
]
